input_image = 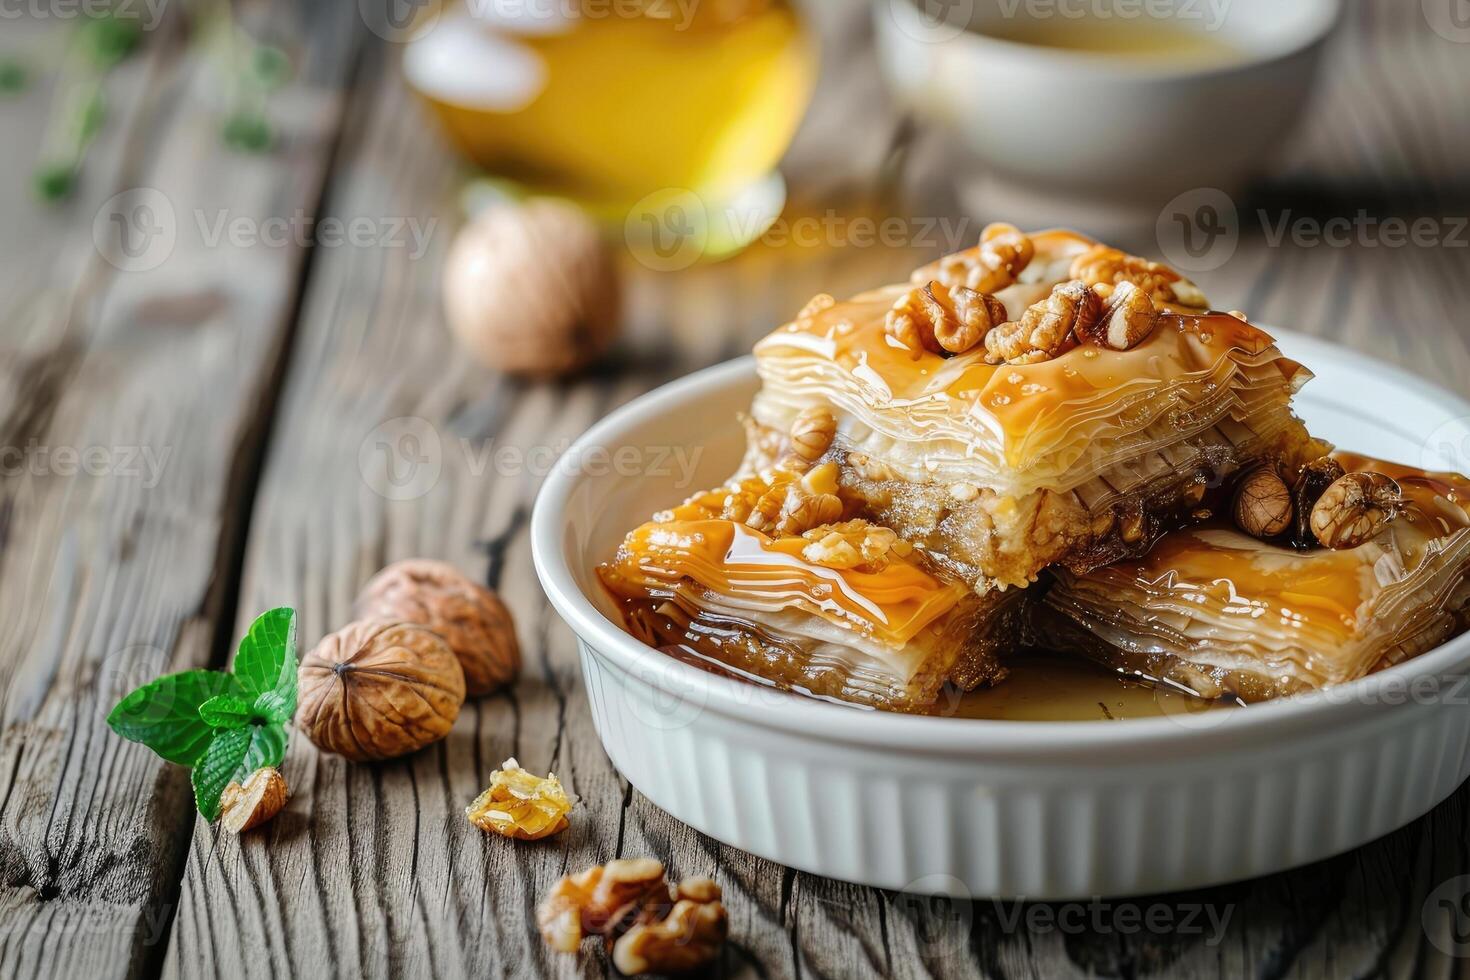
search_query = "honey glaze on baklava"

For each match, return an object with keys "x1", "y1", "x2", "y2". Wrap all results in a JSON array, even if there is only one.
[
  {"x1": 598, "y1": 224, "x2": 1470, "y2": 715},
  {"x1": 747, "y1": 226, "x2": 1319, "y2": 592}
]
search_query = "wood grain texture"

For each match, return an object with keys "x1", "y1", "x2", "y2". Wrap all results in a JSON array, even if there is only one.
[
  {"x1": 4, "y1": 0, "x2": 1470, "y2": 977},
  {"x1": 0, "y1": 4, "x2": 361, "y2": 978}
]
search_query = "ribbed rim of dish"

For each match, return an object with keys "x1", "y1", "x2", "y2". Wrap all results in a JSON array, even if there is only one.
[
  {"x1": 531, "y1": 331, "x2": 1470, "y2": 753},
  {"x1": 879, "y1": 0, "x2": 1344, "y2": 83}
]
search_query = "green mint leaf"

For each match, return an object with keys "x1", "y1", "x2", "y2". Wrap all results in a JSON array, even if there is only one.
[
  {"x1": 251, "y1": 688, "x2": 293, "y2": 725},
  {"x1": 78, "y1": 14, "x2": 142, "y2": 70},
  {"x1": 232, "y1": 607, "x2": 297, "y2": 704},
  {"x1": 192, "y1": 724, "x2": 288, "y2": 821},
  {"x1": 222, "y1": 112, "x2": 273, "y2": 153},
  {"x1": 107, "y1": 670, "x2": 246, "y2": 766},
  {"x1": 250, "y1": 45, "x2": 291, "y2": 90},
  {"x1": 33, "y1": 163, "x2": 75, "y2": 202},
  {"x1": 0, "y1": 60, "x2": 26, "y2": 94},
  {"x1": 199, "y1": 694, "x2": 254, "y2": 729}
]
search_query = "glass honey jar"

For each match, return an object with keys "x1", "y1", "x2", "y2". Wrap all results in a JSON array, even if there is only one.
[{"x1": 404, "y1": 0, "x2": 817, "y2": 259}]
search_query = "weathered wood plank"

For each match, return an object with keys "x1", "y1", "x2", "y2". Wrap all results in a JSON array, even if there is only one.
[{"x1": 0, "y1": 4, "x2": 362, "y2": 978}]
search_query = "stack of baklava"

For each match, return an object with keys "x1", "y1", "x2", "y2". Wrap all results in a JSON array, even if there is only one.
[{"x1": 598, "y1": 225, "x2": 1470, "y2": 711}]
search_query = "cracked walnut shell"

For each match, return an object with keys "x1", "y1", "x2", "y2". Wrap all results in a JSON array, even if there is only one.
[
  {"x1": 465, "y1": 757, "x2": 574, "y2": 840},
  {"x1": 355, "y1": 559, "x2": 521, "y2": 697},
  {"x1": 1310, "y1": 471, "x2": 1405, "y2": 550},
  {"x1": 1233, "y1": 467, "x2": 1293, "y2": 539},
  {"x1": 886, "y1": 280, "x2": 1007, "y2": 358},
  {"x1": 296, "y1": 620, "x2": 466, "y2": 761}
]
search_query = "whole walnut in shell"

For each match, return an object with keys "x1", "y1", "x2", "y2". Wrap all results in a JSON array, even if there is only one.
[
  {"x1": 442, "y1": 200, "x2": 620, "y2": 377},
  {"x1": 355, "y1": 559, "x2": 521, "y2": 697},
  {"x1": 297, "y1": 620, "x2": 466, "y2": 761}
]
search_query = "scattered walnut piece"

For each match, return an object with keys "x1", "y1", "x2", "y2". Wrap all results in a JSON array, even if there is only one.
[
  {"x1": 787, "y1": 406, "x2": 836, "y2": 466},
  {"x1": 538, "y1": 860, "x2": 728, "y2": 976},
  {"x1": 613, "y1": 878, "x2": 729, "y2": 976},
  {"x1": 355, "y1": 558, "x2": 521, "y2": 697},
  {"x1": 1069, "y1": 244, "x2": 1204, "y2": 307},
  {"x1": 801, "y1": 519, "x2": 913, "y2": 572},
  {"x1": 1087, "y1": 281, "x2": 1161, "y2": 351},
  {"x1": 466, "y1": 757, "x2": 575, "y2": 841},
  {"x1": 1233, "y1": 467, "x2": 1294, "y2": 539},
  {"x1": 1310, "y1": 471, "x2": 1405, "y2": 549},
  {"x1": 220, "y1": 767, "x2": 288, "y2": 833},
  {"x1": 984, "y1": 279, "x2": 1098, "y2": 365},
  {"x1": 1291, "y1": 457, "x2": 1347, "y2": 549},
  {"x1": 885, "y1": 281, "x2": 1008, "y2": 358}
]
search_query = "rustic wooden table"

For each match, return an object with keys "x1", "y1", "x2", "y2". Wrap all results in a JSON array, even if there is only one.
[{"x1": 2, "y1": 1, "x2": 1469, "y2": 977}]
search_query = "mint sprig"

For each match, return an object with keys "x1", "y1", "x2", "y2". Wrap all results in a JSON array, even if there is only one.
[{"x1": 107, "y1": 607, "x2": 298, "y2": 820}]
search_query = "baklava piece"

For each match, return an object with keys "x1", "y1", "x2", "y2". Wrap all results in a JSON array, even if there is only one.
[
  {"x1": 1035, "y1": 455, "x2": 1470, "y2": 701},
  {"x1": 596, "y1": 467, "x2": 1022, "y2": 712},
  {"x1": 748, "y1": 226, "x2": 1319, "y2": 592}
]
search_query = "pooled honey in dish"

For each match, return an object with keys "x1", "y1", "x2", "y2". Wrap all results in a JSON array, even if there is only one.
[{"x1": 938, "y1": 654, "x2": 1238, "y2": 721}]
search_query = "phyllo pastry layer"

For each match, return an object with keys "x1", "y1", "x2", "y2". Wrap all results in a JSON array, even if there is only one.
[
  {"x1": 597, "y1": 479, "x2": 1020, "y2": 710},
  {"x1": 1036, "y1": 455, "x2": 1470, "y2": 702},
  {"x1": 748, "y1": 227, "x2": 1317, "y2": 589}
]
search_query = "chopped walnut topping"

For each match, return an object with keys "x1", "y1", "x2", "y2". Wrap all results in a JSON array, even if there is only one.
[
  {"x1": 465, "y1": 757, "x2": 575, "y2": 841},
  {"x1": 1069, "y1": 244, "x2": 1205, "y2": 307},
  {"x1": 911, "y1": 222, "x2": 1036, "y2": 294},
  {"x1": 1310, "y1": 471, "x2": 1405, "y2": 550},
  {"x1": 788, "y1": 406, "x2": 836, "y2": 466},
  {"x1": 886, "y1": 281, "x2": 1008, "y2": 358},
  {"x1": 1086, "y1": 281, "x2": 1161, "y2": 350},
  {"x1": 801, "y1": 520, "x2": 913, "y2": 573},
  {"x1": 983, "y1": 279, "x2": 1099, "y2": 365},
  {"x1": 1291, "y1": 457, "x2": 1347, "y2": 549}
]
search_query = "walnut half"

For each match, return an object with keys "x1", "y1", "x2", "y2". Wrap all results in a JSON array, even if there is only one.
[
  {"x1": 1310, "y1": 471, "x2": 1405, "y2": 549},
  {"x1": 984, "y1": 279, "x2": 1099, "y2": 365},
  {"x1": 885, "y1": 281, "x2": 1008, "y2": 358}
]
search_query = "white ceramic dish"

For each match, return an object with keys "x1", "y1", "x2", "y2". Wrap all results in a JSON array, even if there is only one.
[
  {"x1": 873, "y1": 0, "x2": 1340, "y2": 230},
  {"x1": 531, "y1": 330, "x2": 1470, "y2": 899}
]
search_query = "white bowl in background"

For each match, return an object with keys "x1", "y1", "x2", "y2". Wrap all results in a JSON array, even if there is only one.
[
  {"x1": 873, "y1": 0, "x2": 1341, "y2": 231},
  {"x1": 531, "y1": 330, "x2": 1470, "y2": 898}
]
